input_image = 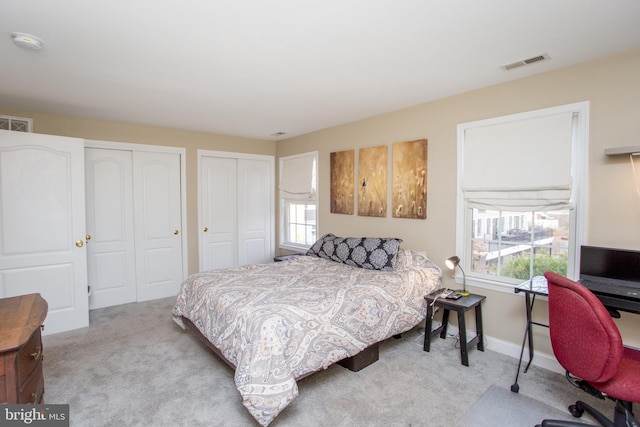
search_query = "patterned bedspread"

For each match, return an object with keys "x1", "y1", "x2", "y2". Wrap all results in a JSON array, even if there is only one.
[{"x1": 172, "y1": 249, "x2": 441, "y2": 426}]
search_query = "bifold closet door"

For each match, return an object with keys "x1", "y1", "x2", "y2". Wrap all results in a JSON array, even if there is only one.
[
  {"x1": 199, "y1": 154, "x2": 273, "y2": 272},
  {"x1": 200, "y1": 156, "x2": 238, "y2": 271},
  {"x1": 0, "y1": 130, "x2": 89, "y2": 334},
  {"x1": 237, "y1": 158, "x2": 273, "y2": 266},
  {"x1": 85, "y1": 148, "x2": 137, "y2": 309},
  {"x1": 133, "y1": 151, "x2": 184, "y2": 301}
]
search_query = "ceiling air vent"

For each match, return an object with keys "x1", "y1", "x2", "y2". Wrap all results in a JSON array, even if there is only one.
[
  {"x1": 501, "y1": 53, "x2": 550, "y2": 71},
  {"x1": 0, "y1": 115, "x2": 33, "y2": 132}
]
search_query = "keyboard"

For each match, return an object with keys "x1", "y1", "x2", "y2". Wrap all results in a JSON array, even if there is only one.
[{"x1": 579, "y1": 275, "x2": 640, "y2": 299}]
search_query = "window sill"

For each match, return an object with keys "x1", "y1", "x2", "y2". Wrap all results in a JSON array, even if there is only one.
[
  {"x1": 279, "y1": 243, "x2": 310, "y2": 253},
  {"x1": 455, "y1": 276, "x2": 523, "y2": 296}
]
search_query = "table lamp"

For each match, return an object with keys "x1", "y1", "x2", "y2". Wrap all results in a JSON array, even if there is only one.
[{"x1": 445, "y1": 256, "x2": 469, "y2": 297}]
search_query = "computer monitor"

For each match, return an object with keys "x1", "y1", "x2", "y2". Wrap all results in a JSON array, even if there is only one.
[{"x1": 580, "y1": 245, "x2": 640, "y2": 282}]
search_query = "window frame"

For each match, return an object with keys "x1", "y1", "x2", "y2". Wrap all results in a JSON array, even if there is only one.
[
  {"x1": 454, "y1": 102, "x2": 589, "y2": 293},
  {"x1": 279, "y1": 151, "x2": 318, "y2": 252}
]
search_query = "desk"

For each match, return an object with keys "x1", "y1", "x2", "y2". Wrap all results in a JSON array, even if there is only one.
[
  {"x1": 511, "y1": 276, "x2": 640, "y2": 393},
  {"x1": 511, "y1": 280, "x2": 549, "y2": 393}
]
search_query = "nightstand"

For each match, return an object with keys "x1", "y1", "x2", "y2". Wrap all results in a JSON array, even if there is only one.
[
  {"x1": 273, "y1": 254, "x2": 304, "y2": 262},
  {"x1": 423, "y1": 290, "x2": 486, "y2": 366}
]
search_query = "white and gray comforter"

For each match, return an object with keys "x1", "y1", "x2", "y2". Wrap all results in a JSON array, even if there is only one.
[{"x1": 172, "y1": 249, "x2": 441, "y2": 426}]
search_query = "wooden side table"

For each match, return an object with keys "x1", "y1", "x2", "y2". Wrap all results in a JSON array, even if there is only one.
[
  {"x1": 273, "y1": 254, "x2": 304, "y2": 262},
  {"x1": 423, "y1": 291, "x2": 485, "y2": 366}
]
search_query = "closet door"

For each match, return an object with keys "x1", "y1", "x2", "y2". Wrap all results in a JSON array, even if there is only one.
[
  {"x1": 198, "y1": 151, "x2": 274, "y2": 272},
  {"x1": 0, "y1": 130, "x2": 89, "y2": 334},
  {"x1": 133, "y1": 151, "x2": 184, "y2": 301},
  {"x1": 237, "y1": 159, "x2": 273, "y2": 266},
  {"x1": 85, "y1": 148, "x2": 136, "y2": 309},
  {"x1": 200, "y1": 156, "x2": 238, "y2": 271}
]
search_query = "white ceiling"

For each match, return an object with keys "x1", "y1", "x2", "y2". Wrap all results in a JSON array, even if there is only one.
[{"x1": 1, "y1": 1, "x2": 639, "y2": 140}]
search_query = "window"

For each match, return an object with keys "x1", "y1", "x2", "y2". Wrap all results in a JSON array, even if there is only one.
[
  {"x1": 284, "y1": 200, "x2": 316, "y2": 247},
  {"x1": 455, "y1": 103, "x2": 589, "y2": 291},
  {"x1": 279, "y1": 151, "x2": 318, "y2": 251},
  {"x1": 470, "y1": 208, "x2": 569, "y2": 280}
]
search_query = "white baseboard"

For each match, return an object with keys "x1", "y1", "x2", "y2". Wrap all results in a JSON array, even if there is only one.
[
  {"x1": 484, "y1": 335, "x2": 564, "y2": 374},
  {"x1": 431, "y1": 322, "x2": 564, "y2": 374}
]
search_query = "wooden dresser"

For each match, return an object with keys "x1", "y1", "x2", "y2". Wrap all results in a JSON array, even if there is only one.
[{"x1": 0, "y1": 293, "x2": 48, "y2": 404}]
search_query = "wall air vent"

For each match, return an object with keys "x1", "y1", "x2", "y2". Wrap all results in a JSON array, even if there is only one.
[
  {"x1": 501, "y1": 53, "x2": 550, "y2": 71},
  {"x1": 0, "y1": 115, "x2": 33, "y2": 132}
]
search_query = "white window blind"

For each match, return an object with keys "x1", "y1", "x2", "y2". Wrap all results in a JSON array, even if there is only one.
[
  {"x1": 462, "y1": 112, "x2": 574, "y2": 211},
  {"x1": 279, "y1": 153, "x2": 316, "y2": 200}
]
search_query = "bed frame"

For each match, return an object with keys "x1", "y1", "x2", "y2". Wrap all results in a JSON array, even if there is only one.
[{"x1": 181, "y1": 316, "x2": 380, "y2": 379}]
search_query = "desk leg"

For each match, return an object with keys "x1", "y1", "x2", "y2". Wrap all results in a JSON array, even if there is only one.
[
  {"x1": 511, "y1": 321, "x2": 530, "y2": 393},
  {"x1": 524, "y1": 293, "x2": 536, "y2": 372},
  {"x1": 511, "y1": 293, "x2": 536, "y2": 393}
]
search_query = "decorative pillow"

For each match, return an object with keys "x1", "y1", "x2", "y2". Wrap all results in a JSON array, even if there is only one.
[
  {"x1": 306, "y1": 233, "x2": 337, "y2": 258},
  {"x1": 307, "y1": 234, "x2": 403, "y2": 271}
]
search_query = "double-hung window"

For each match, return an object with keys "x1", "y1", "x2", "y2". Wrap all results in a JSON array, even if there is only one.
[
  {"x1": 455, "y1": 102, "x2": 589, "y2": 291},
  {"x1": 279, "y1": 151, "x2": 318, "y2": 252}
]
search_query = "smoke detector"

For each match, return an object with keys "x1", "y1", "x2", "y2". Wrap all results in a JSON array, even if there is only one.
[{"x1": 11, "y1": 32, "x2": 44, "y2": 50}]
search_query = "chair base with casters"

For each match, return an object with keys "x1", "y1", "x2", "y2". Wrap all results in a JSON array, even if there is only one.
[
  {"x1": 536, "y1": 374, "x2": 639, "y2": 426},
  {"x1": 537, "y1": 272, "x2": 640, "y2": 427},
  {"x1": 538, "y1": 401, "x2": 638, "y2": 427}
]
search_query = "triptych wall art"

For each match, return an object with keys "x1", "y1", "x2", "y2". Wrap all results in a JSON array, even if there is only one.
[
  {"x1": 330, "y1": 149, "x2": 355, "y2": 215},
  {"x1": 330, "y1": 139, "x2": 427, "y2": 219}
]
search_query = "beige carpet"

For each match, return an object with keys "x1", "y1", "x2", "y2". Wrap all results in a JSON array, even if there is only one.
[{"x1": 42, "y1": 297, "x2": 614, "y2": 426}]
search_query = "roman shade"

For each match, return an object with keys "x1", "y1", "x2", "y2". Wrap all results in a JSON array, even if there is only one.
[
  {"x1": 462, "y1": 112, "x2": 574, "y2": 211},
  {"x1": 279, "y1": 153, "x2": 315, "y2": 200}
]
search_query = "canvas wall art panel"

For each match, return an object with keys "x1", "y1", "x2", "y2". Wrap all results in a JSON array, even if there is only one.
[
  {"x1": 392, "y1": 139, "x2": 427, "y2": 219},
  {"x1": 358, "y1": 145, "x2": 387, "y2": 217},
  {"x1": 330, "y1": 149, "x2": 355, "y2": 215}
]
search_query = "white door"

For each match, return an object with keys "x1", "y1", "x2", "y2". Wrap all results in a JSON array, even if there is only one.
[
  {"x1": 238, "y1": 159, "x2": 273, "y2": 266},
  {"x1": 133, "y1": 151, "x2": 183, "y2": 301},
  {"x1": 0, "y1": 130, "x2": 89, "y2": 334},
  {"x1": 198, "y1": 151, "x2": 274, "y2": 272},
  {"x1": 200, "y1": 156, "x2": 238, "y2": 271},
  {"x1": 85, "y1": 148, "x2": 136, "y2": 309}
]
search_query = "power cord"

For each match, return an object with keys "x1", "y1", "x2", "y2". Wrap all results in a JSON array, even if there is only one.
[{"x1": 429, "y1": 289, "x2": 453, "y2": 318}]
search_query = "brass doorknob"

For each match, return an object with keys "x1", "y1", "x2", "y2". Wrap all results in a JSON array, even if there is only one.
[
  {"x1": 86, "y1": 234, "x2": 92, "y2": 241},
  {"x1": 75, "y1": 240, "x2": 84, "y2": 248},
  {"x1": 203, "y1": 227, "x2": 208, "y2": 232},
  {"x1": 173, "y1": 230, "x2": 179, "y2": 235}
]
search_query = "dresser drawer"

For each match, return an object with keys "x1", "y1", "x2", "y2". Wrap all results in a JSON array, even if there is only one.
[
  {"x1": 19, "y1": 362, "x2": 44, "y2": 404},
  {"x1": 17, "y1": 328, "x2": 43, "y2": 386}
]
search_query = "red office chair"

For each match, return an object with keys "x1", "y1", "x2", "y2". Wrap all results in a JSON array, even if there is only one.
[{"x1": 537, "y1": 272, "x2": 640, "y2": 427}]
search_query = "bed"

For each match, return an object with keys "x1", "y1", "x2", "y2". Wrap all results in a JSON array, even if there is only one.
[{"x1": 172, "y1": 236, "x2": 442, "y2": 426}]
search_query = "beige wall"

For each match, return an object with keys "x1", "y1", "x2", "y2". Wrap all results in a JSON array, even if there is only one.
[
  {"x1": 0, "y1": 110, "x2": 276, "y2": 275},
  {"x1": 277, "y1": 48, "x2": 640, "y2": 357},
  {"x1": 2, "y1": 48, "x2": 638, "y2": 360}
]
